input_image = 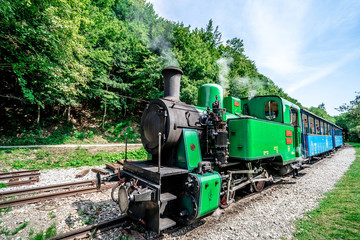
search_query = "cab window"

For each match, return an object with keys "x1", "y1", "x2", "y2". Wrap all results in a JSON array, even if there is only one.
[
  {"x1": 242, "y1": 104, "x2": 249, "y2": 115},
  {"x1": 265, "y1": 101, "x2": 278, "y2": 120}
]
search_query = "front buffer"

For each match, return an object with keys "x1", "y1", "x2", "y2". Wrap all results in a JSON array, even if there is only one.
[{"x1": 180, "y1": 172, "x2": 221, "y2": 221}]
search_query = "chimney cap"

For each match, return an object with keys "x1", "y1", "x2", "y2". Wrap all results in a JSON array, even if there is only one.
[{"x1": 162, "y1": 66, "x2": 183, "y2": 75}]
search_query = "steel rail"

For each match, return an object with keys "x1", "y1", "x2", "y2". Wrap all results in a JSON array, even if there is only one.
[
  {"x1": 48, "y1": 215, "x2": 128, "y2": 240},
  {"x1": 5, "y1": 179, "x2": 38, "y2": 187},
  {"x1": 0, "y1": 172, "x2": 40, "y2": 181},
  {"x1": 0, "y1": 180, "x2": 95, "y2": 198},
  {"x1": 0, "y1": 183, "x2": 116, "y2": 208},
  {"x1": 0, "y1": 170, "x2": 40, "y2": 176}
]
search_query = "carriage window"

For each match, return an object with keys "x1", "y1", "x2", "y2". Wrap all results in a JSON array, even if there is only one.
[
  {"x1": 326, "y1": 123, "x2": 329, "y2": 135},
  {"x1": 302, "y1": 113, "x2": 308, "y2": 134},
  {"x1": 316, "y1": 119, "x2": 320, "y2": 134},
  {"x1": 265, "y1": 101, "x2": 278, "y2": 120},
  {"x1": 324, "y1": 123, "x2": 327, "y2": 135},
  {"x1": 309, "y1": 116, "x2": 315, "y2": 134},
  {"x1": 320, "y1": 121, "x2": 323, "y2": 135},
  {"x1": 290, "y1": 108, "x2": 299, "y2": 126}
]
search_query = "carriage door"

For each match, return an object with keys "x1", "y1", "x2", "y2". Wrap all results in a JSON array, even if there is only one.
[{"x1": 290, "y1": 108, "x2": 301, "y2": 157}]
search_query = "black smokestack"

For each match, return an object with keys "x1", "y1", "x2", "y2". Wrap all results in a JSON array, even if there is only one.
[{"x1": 162, "y1": 66, "x2": 183, "y2": 101}]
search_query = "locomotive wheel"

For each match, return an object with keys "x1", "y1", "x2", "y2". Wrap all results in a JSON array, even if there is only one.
[
  {"x1": 252, "y1": 179, "x2": 265, "y2": 192},
  {"x1": 249, "y1": 171, "x2": 267, "y2": 192},
  {"x1": 220, "y1": 191, "x2": 235, "y2": 209}
]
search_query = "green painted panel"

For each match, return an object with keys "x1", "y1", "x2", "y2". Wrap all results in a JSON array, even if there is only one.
[
  {"x1": 229, "y1": 118, "x2": 300, "y2": 163},
  {"x1": 193, "y1": 172, "x2": 221, "y2": 218},
  {"x1": 223, "y1": 96, "x2": 241, "y2": 115},
  {"x1": 284, "y1": 105, "x2": 291, "y2": 124},
  {"x1": 180, "y1": 194, "x2": 195, "y2": 215},
  {"x1": 198, "y1": 84, "x2": 223, "y2": 108},
  {"x1": 176, "y1": 129, "x2": 202, "y2": 171},
  {"x1": 241, "y1": 96, "x2": 283, "y2": 123}
]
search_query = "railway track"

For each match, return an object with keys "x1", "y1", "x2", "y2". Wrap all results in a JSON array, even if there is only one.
[
  {"x1": 0, "y1": 169, "x2": 40, "y2": 182},
  {"x1": 0, "y1": 169, "x2": 40, "y2": 186},
  {"x1": 48, "y1": 215, "x2": 129, "y2": 240},
  {"x1": 0, "y1": 181, "x2": 116, "y2": 208},
  {"x1": 164, "y1": 154, "x2": 334, "y2": 237}
]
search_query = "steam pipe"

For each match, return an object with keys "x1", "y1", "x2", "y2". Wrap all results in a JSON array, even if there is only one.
[{"x1": 158, "y1": 132, "x2": 161, "y2": 173}]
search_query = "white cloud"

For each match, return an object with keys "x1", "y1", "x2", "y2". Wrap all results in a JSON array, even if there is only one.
[
  {"x1": 286, "y1": 48, "x2": 360, "y2": 93},
  {"x1": 242, "y1": 0, "x2": 311, "y2": 76}
]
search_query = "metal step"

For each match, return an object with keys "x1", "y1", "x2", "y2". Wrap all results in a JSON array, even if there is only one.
[
  {"x1": 159, "y1": 217, "x2": 176, "y2": 231},
  {"x1": 160, "y1": 192, "x2": 177, "y2": 203},
  {"x1": 301, "y1": 164, "x2": 312, "y2": 168}
]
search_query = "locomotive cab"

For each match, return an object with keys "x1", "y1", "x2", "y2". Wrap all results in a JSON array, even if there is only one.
[{"x1": 228, "y1": 96, "x2": 302, "y2": 175}]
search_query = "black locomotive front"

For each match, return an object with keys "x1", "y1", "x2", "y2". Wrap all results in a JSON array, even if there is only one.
[{"x1": 140, "y1": 67, "x2": 203, "y2": 165}]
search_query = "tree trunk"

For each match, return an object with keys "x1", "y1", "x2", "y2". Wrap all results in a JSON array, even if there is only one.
[
  {"x1": 36, "y1": 105, "x2": 41, "y2": 124},
  {"x1": 102, "y1": 85, "x2": 109, "y2": 129},
  {"x1": 67, "y1": 105, "x2": 71, "y2": 122},
  {"x1": 102, "y1": 102, "x2": 107, "y2": 129}
]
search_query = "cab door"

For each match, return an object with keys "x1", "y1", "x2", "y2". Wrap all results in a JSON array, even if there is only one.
[{"x1": 290, "y1": 108, "x2": 301, "y2": 157}]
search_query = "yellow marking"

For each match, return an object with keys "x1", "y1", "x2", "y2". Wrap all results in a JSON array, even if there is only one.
[
  {"x1": 274, "y1": 146, "x2": 279, "y2": 153},
  {"x1": 291, "y1": 152, "x2": 295, "y2": 155},
  {"x1": 263, "y1": 151, "x2": 269, "y2": 155},
  {"x1": 288, "y1": 146, "x2": 291, "y2": 152}
]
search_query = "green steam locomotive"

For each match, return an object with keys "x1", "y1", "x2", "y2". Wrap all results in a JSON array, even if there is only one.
[{"x1": 98, "y1": 66, "x2": 341, "y2": 233}]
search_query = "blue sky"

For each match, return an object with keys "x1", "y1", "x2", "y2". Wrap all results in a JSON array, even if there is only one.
[{"x1": 147, "y1": 0, "x2": 360, "y2": 116}]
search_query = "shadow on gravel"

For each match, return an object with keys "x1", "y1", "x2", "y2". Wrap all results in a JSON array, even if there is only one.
[{"x1": 69, "y1": 198, "x2": 156, "y2": 239}]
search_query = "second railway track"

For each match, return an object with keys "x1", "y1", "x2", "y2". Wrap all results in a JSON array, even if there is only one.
[{"x1": 0, "y1": 180, "x2": 116, "y2": 208}]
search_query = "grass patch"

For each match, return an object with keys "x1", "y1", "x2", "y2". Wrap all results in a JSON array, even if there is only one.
[
  {"x1": 0, "y1": 147, "x2": 147, "y2": 170},
  {"x1": 49, "y1": 211, "x2": 56, "y2": 219},
  {"x1": 0, "y1": 121, "x2": 140, "y2": 146},
  {"x1": 1, "y1": 226, "x2": 9, "y2": 236},
  {"x1": 0, "y1": 183, "x2": 7, "y2": 189},
  {"x1": 11, "y1": 221, "x2": 29, "y2": 235},
  {"x1": 29, "y1": 223, "x2": 57, "y2": 240},
  {"x1": 29, "y1": 227, "x2": 34, "y2": 236},
  {"x1": 294, "y1": 142, "x2": 360, "y2": 240}
]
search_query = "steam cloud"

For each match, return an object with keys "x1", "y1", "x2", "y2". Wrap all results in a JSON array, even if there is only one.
[
  {"x1": 216, "y1": 57, "x2": 233, "y2": 89},
  {"x1": 149, "y1": 36, "x2": 179, "y2": 67},
  {"x1": 216, "y1": 57, "x2": 264, "y2": 99}
]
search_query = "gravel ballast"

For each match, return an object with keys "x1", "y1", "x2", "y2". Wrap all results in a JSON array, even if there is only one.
[
  {"x1": 0, "y1": 145, "x2": 356, "y2": 240},
  {"x1": 167, "y1": 145, "x2": 356, "y2": 240}
]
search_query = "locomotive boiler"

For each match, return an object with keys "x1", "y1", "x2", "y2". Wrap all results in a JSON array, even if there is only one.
[{"x1": 98, "y1": 66, "x2": 343, "y2": 233}]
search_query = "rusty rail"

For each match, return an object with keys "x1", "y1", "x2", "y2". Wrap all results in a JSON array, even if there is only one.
[
  {"x1": 48, "y1": 216, "x2": 128, "y2": 240},
  {"x1": 0, "y1": 180, "x2": 95, "y2": 198},
  {"x1": 0, "y1": 172, "x2": 40, "y2": 181},
  {"x1": 0, "y1": 183, "x2": 115, "y2": 208},
  {"x1": 0, "y1": 170, "x2": 40, "y2": 176}
]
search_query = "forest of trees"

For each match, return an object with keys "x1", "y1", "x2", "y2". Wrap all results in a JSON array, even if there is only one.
[
  {"x1": 0, "y1": 0, "x2": 358, "y2": 143},
  {"x1": 335, "y1": 93, "x2": 360, "y2": 142}
]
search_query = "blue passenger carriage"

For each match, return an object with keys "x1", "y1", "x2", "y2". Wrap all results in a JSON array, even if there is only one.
[{"x1": 300, "y1": 109, "x2": 343, "y2": 158}]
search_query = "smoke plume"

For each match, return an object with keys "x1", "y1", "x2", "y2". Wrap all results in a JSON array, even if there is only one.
[
  {"x1": 149, "y1": 36, "x2": 179, "y2": 67},
  {"x1": 216, "y1": 57, "x2": 264, "y2": 99},
  {"x1": 216, "y1": 57, "x2": 233, "y2": 89}
]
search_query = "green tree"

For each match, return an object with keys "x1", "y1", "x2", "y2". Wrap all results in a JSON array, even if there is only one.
[
  {"x1": 309, "y1": 103, "x2": 335, "y2": 123},
  {"x1": 336, "y1": 92, "x2": 360, "y2": 142}
]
